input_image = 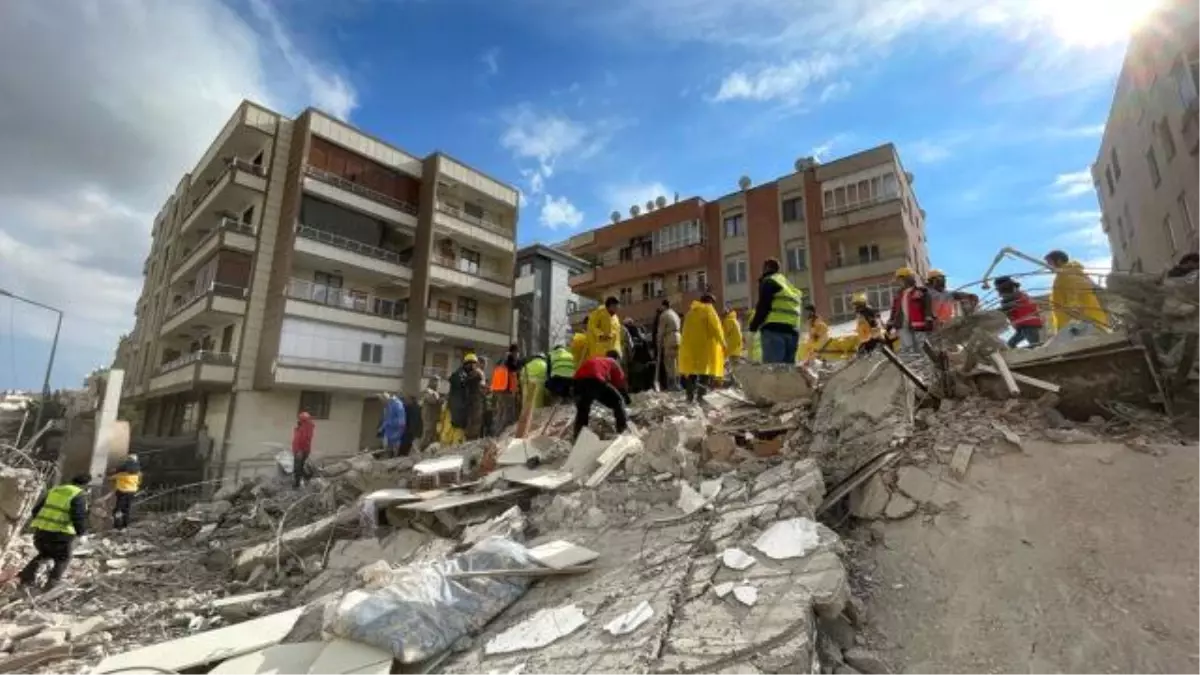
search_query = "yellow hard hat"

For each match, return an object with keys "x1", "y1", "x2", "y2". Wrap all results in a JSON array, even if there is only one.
[
  {"x1": 927, "y1": 268, "x2": 946, "y2": 280},
  {"x1": 852, "y1": 292, "x2": 868, "y2": 305},
  {"x1": 894, "y1": 266, "x2": 915, "y2": 279},
  {"x1": 463, "y1": 352, "x2": 478, "y2": 364}
]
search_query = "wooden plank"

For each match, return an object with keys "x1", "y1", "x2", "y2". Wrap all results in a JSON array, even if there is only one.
[
  {"x1": 972, "y1": 365, "x2": 1061, "y2": 393},
  {"x1": 393, "y1": 487, "x2": 526, "y2": 513},
  {"x1": 528, "y1": 540, "x2": 600, "y2": 569},
  {"x1": 988, "y1": 352, "x2": 1021, "y2": 396},
  {"x1": 949, "y1": 444, "x2": 975, "y2": 480}
]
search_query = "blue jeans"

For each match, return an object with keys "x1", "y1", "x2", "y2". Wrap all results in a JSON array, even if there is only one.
[
  {"x1": 1007, "y1": 325, "x2": 1042, "y2": 348},
  {"x1": 759, "y1": 328, "x2": 799, "y2": 364}
]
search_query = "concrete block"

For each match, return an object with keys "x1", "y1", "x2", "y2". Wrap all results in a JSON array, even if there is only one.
[{"x1": 732, "y1": 363, "x2": 814, "y2": 406}]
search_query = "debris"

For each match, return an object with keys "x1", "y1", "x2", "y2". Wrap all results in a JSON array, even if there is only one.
[
  {"x1": 988, "y1": 352, "x2": 1021, "y2": 396},
  {"x1": 603, "y1": 601, "x2": 654, "y2": 636},
  {"x1": 1043, "y1": 428, "x2": 1100, "y2": 444},
  {"x1": 712, "y1": 581, "x2": 734, "y2": 597},
  {"x1": 562, "y1": 428, "x2": 610, "y2": 480},
  {"x1": 528, "y1": 540, "x2": 599, "y2": 570},
  {"x1": 894, "y1": 466, "x2": 936, "y2": 502},
  {"x1": 973, "y1": 364, "x2": 1061, "y2": 393},
  {"x1": 843, "y1": 647, "x2": 891, "y2": 674},
  {"x1": 394, "y1": 487, "x2": 527, "y2": 514},
  {"x1": 19, "y1": 628, "x2": 68, "y2": 651},
  {"x1": 676, "y1": 481, "x2": 707, "y2": 515},
  {"x1": 732, "y1": 362, "x2": 815, "y2": 405},
  {"x1": 884, "y1": 493, "x2": 918, "y2": 519},
  {"x1": 704, "y1": 434, "x2": 736, "y2": 462},
  {"x1": 848, "y1": 475, "x2": 892, "y2": 519},
  {"x1": 992, "y1": 422, "x2": 1023, "y2": 450},
  {"x1": 501, "y1": 468, "x2": 575, "y2": 491},
  {"x1": 461, "y1": 506, "x2": 528, "y2": 546},
  {"x1": 753, "y1": 436, "x2": 784, "y2": 457},
  {"x1": 753, "y1": 518, "x2": 822, "y2": 560},
  {"x1": 720, "y1": 548, "x2": 757, "y2": 570},
  {"x1": 732, "y1": 584, "x2": 759, "y2": 606},
  {"x1": 484, "y1": 604, "x2": 589, "y2": 655},
  {"x1": 949, "y1": 443, "x2": 976, "y2": 479},
  {"x1": 585, "y1": 434, "x2": 643, "y2": 487}
]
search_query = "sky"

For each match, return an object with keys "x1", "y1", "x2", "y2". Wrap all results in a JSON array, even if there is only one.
[{"x1": 0, "y1": 0, "x2": 1154, "y2": 390}]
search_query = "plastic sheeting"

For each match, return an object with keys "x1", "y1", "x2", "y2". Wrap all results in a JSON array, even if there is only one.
[{"x1": 322, "y1": 537, "x2": 538, "y2": 664}]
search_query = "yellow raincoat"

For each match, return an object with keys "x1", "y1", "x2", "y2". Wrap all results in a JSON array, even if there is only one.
[
  {"x1": 1049, "y1": 261, "x2": 1111, "y2": 332},
  {"x1": 721, "y1": 311, "x2": 744, "y2": 358},
  {"x1": 798, "y1": 316, "x2": 830, "y2": 361},
  {"x1": 585, "y1": 306, "x2": 622, "y2": 358},
  {"x1": 679, "y1": 301, "x2": 727, "y2": 377},
  {"x1": 570, "y1": 332, "x2": 588, "y2": 366}
]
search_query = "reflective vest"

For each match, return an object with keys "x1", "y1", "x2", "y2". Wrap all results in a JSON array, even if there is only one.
[
  {"x1": 490, "y1": 365, "x2": 519, "y2": 393},
  {"x1": 30, "y1": 484, "x2": 84, "y2": 535},
  {"x1": 891, "y1": 288, "x2": 932, "y2": 331},
  {"x1": 932, "y1": 293, "x2": 956, "y2": 324},
  {"x1": 113, "y1": 472, "x2": 140, "y2": 493},
  {"x1": 549, "y1": 347, "x2": 576, "y2": 379},
  {"x1": 764, "y1": 273, "x2": 802, "y2": 329},
  {"x1": 522, "y1": 354, "x2": 548, "y2": 385}
]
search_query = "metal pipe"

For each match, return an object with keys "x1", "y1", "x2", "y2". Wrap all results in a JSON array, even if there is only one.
[{"x1": 0, "y1": 289, "x2": 64, "y2": 438}]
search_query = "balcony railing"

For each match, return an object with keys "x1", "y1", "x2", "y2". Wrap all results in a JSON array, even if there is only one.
[
  {"x1": 825, "y1": 254, "x2": 905, "y2": 271},
  {"x1": 276, "y1": 354, "x2": 401, "y2": 377},
  {"x1": 430, "y1": 254, "x2": 509, "y2": 284},
  {"x1": 435, "y1": 201, "x2": 510, "y2": 237},
  {"x1": 822, "y1": 193, "x2": 899, "y2": 218},
  {"x1": 179, "y1": 218, "x2": 256, "y2": 261},
  {"x1": 426, "y1": 308, "x2": 504, "y2": 332},
  {"x1": 167, "y1": 282, "x2": 247, "y2": 318},
  {"x1": 303, "y1": 165, "x2": 419, "y2": 216},
  {"x1": 285, "y1": 278, "x2": 407, "y2": 321},
  {"x1": 158, "y1": 351, "x2": 236, "y2": 375},
  {"x1": 295, "y1": 224, "x2": 408, "y2": 266},
  {"x1": 187, "y1": 157, "x2": 267, "y2": 217}
]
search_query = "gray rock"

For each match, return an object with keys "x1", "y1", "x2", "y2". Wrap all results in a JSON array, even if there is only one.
[
  {"x1": 844, "y1": 595, "x2": 868, "y2": 626},
  {"x1": 834, "y1": 666, "x2": 862, "y2": 675},
  {"x1": 884, "y1": 493, "x2": 917, "y2": 519},
  {"x1": 816, "y1": 632, "x2": 845, "y2": 672},
  {"x1": 843, "y1": 648, "x2": 890, "y2": 674},
  {"x1": 19, "y1": 628, "x2": 68, "y2": 651},
  {"x1": 895, "y1": 466, "x2": 936, "y2": 502},
  {"x1": 849, "y1": 475, "x2": 890, "y2": 519},
  {"x1": 818, "y1": 615, "x2": 857, "y2": 651}
]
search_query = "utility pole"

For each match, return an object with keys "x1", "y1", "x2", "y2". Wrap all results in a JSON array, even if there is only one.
[{"x1": 0, "y1": 289, "x2": 64, "y2": 439}]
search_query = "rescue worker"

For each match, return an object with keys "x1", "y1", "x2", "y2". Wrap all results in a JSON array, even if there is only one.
[
  {"x1": 292, "y1": 411, "x2": 315, "y2": 488},
  {"x1": 448, "y1": 353, "x2": 485, "y2": 442},
  {"x1": 722, "y1": 307, "x2": 745, "y2": 361},
  {"x1": 110, "y1": 454, "x2": 141, "y2": 530},
  {"x1": 748, "y1": 258, "x2": 802, "y2": 364},
  {"x1": 800, "y1": 305, "x2": 830, "y2": 363},
  {"x1": 377, "y1": 393, "x2": 406, "y2": 456},
  {"x1": 853, "y1": 293, "x2": 886, "y2": 354},
  {"x1": 679, "y1": 294, "x2": 727, "y2": 404},
  {"x1": 520, "y1": 351, "x2": 549, "y2": 411},
  {"x1": 570, "y1": 321, "x2": 589, "y2": 367},
  {"x1": 18, "y1": 474, "x2": 90, "y2": 591},
  {"x1": 586, "y1": 297, "x2": 622, "y2": 359},
  {"x1": 419, "y1": 376, "x2": 443, "y2": 449},
  {"x1": 887, "y1": 267, "x2": 934, "y2": 353},
  {"x1": 572, "y1": 350, "x2": 632, "y2": 442},
  {"x1": 926, "y1": 269, "x2": 979, "y2": 327},
  {"x1": 994, "y1": 276, "x2": 1044, "y2": 348},
  {"x1": 489, "y1": 344, "x2": 522, "y2": 433},
  {"x1": 654, "y1": 299, "x2": 682, "y2": 391},
  {"x1": 1044, "y1": 250, "x2": 1111, "y2": 334},
  {"x1": 545, "y1": 343, "x2": 577, "y2": 402}
]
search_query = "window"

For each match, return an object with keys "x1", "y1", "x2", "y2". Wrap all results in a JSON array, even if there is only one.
[
  {"x1": 725, "y1": 258, "x2": 748, "y2": 284},
  {"x1": 1178, "y1": 192, "x2": 1195, "y2": 235},
  {"x1": 220, "y1": 324, "x2": 234, "y2": 353},
  {"x1": 519, "y1": 263, "x2": 533, "y2": 277},
  {"x1": 431, "y1": 352, "x2": 450, "y2": 372},
  {"x1": 619, "y1": 247, "x2": 633, "y2": 263},
  {"x1": 457, "y1": 297, "x2": 478, "y2": 324},
  {"x1": 834, "y1": 187, "x2": 846, "y2": 209},
  {"x1": 1111, "y1": 148, "x2": 1122, "y2": 180},
  {"x1": 696, "y1": 270, "x2": 708, "y2": 291},
  {"x1": 723, "y1": 214, "x2": 744, "y2": 238},
  {"x1": 677, "y1": 272, "x2": 691, "y2": 292},
  {"x1": 1164, "y1": 213, "x2": 1179, "y2": 252},
  {"x1": 299, "y1": 390, "x2": 331, "y2": 419},
  {"x1": 1105, "y1": 166, "x2": 1115, "y2": 195},
  {"x1": 463, "y1": 202, "x2": 485, "y2": 220},
  {"x1": 641, "y1": 281, "x2": 653, "y2": 300},
  {"x1": 881, "y1": 173, "x2": 899, "y2": 198},
  {"x1": 857, "y1": 244, "x2": 881, "y2": 263},
  {"x1": 458, "y1": 248, "x2": 481, "y2": 275},
  {"x1": 360, "y1": 342, "x2": 383, "y2": 364},
  {"x1": 653, "y1": 219, "x2": 704, "y2": 253},
  {"x1": 1147, "y1": 146, "x2": 1162, "y2": 188},
  {"x1": 782, "y1": 197, "x2": 804, "y2": 222},
  {"x1": 619, "y1": 287, "x2": 634, "y2": 304},
  {"x1": 785, "y1": 244, "x2": 807, "y2": 272},
  {"x1": 241, "y1": 205, "x2": 255, "y2": 225},
  {"x1": 252, "y1": 150, "x2": 265, "y2": 167},
  {"x1": 566, "y1": 299, "x2": 578, "y2": 314},
  {"x1": 1172, "y1": 56, "x2": 1199, "y2": 107},
  {"x1": 1158, "y1": 118, "x2": 1177, "y2": 159}
]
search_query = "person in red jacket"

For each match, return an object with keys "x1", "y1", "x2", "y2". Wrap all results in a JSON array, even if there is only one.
[
  {"x1": 292, "y1": 411, "x2": 315, "y2": 488},
  {"x1": 995, "y1": 276, "x2": 1044, "y2": 348},
  {"x1": 572, "y1": 350, "x2": 633, "y2": 442},
  {"x1": 887, "y1": 267, "x2": 934, "y2": 353}
]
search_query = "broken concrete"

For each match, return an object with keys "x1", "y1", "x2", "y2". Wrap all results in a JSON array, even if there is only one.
[
  {"x1": 0, "y1": 466, "x2": 39, "y2": 553},
  {"x1": 234, "y1": 509, "x2": 357, "y2": 576},
  {"x1": 733, "y1": 362, "x2": 815, "y2": 406}
]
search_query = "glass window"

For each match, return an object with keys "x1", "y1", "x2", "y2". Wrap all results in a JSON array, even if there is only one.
[
  {"x1": 786, "y1": 245, "x2": 807, "y2": 272},
  {"x1": 834, "y1": 187, "x2": 846, "y2": 209},
  {"x1": 457, "y1": 297, "x2": 478, "y2": 325},
  {"x1": 881, "y1": 173, "x2": 899, "y2": 198},
  {"x1": 677, "y1": 272, "x2": 690, "y2": 292},
  {"x1": 846, "y1": 183, "x2": 858, "y2": 204},
  {"x1": 459, "y1": 248, "x2": 481, "y2": 274},
  {"x1": 299, "y1": 390, "x2": 331, "y2": 419},
  {"x1": 724, "y1": 214, "x2": 744, "y2": 238},
  {"x1": 858, "y1": 179, "x2": 871, "y2": 202},
  {"x1": 823, "y1": 190, "x2": 834, "y2": 213},
  {"x1": 782, "y1": 197, "x2": 804, "y2": 222},
  {"x1": 857, "y1": 244, "x2": 880, "y2": 263},
  {"x1": 696, "y1": 270, "x2": 708, "y2": 291},
  {"x1": 870, "y1": 176, "x2": 881, "y2": 199},
  {"x1": 725, "y1": 259, "x2": 747, "y2": 284}
]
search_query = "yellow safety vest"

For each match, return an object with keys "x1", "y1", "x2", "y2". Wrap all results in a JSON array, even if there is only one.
[
  {"x1": 549, "y1": 347, "x2": 576, "y2": 378},
  {"x1": 764, "y1": 273, "x2": 802, "y2": 329},
  {"x1": 30, "y1": 484, "x2": 84, "y2": 535},
  {"x1": 522, "y1": 354, "x2": 548, "y2": 384},
  {"x1": 113, "y1": 472, "x2": 140, "y2": 494}
]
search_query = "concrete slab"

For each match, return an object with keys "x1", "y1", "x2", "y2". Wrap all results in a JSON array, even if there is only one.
[
  {"x1": 528, "y1": 540, "x2": 599, "y2": 569},
  {"x1": 209, "y1": 642, "x2": 326, "y2": 674},
  {"x1": 562, "y1": 429, "x2": 611, "y2": 480},
  {"x1": 307, "y1": 638, "x2": 394, "y2": 674}
]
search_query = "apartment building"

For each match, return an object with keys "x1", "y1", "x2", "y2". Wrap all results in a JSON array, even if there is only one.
[
  {"x1": 512, "y1": 244, "x2": 591, "y2": 355},
  {"x1": 566, "y1": 144, "x2": 929, "y2": 327},
  {"x1": 119, "y1": 100, "x2": 519, "y2": 476},
  {"x1": 1092, "y1": 0, "x2": 1199, "y2": 274}
]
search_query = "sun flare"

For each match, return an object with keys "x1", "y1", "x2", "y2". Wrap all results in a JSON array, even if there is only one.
[{"x1": 1038, "y1": 0, "x2": 1161, "y2": 47}]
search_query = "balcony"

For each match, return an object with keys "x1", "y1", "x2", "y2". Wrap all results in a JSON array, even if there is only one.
[
  {"x1": 302, "y1": 165, "x2": 419, "y2": 229},
  {"x1": 573, "y1": 244, "x2": 707, "y2": 291},
  {"x1": 189, "y1": 102, "x2": 277, "y2": 196},
  {"x1": 425, "y1": 308, "x2": 510, "y2": 348},
  {"x1": 429, "y1": 254, "x2": 511, "y2": 298},
  {"x1": 284, "y1": 278, "x2": 407, "y2": 334},
  {"x1": 434, "y1": 202, "x2": 516, "y2": 254},
  {"x1": 293, "y1": 224, "x2": 413, "y2": 284},
  {"x1": 820, "y1": 196, "x2": 903, "y2": 233},
  {"x1": 273, "y1": 355, "x2": 402, "y2": 393},
  {"x1": 181, "y1": 159, "x2": 267, "y2": 235},
  {"x1": 147, "y1": 351, "x2": 237, "y2": 395},
  {"x1": 824, "y1": 255, "x2": 908, "y2": 285},
  {"x1": 172, "y1": 219, "x2": 257, "y2": 285},
  {"x1": 160, "y1": 283, "x2": 248, "y2": 338}
]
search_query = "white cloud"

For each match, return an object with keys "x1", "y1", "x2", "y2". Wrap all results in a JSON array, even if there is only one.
[
  {"x1": 908, "y1": 139, "x2": 954, "y2": 164},
  {"x1": 1051, "y1": 168, "x2": 1096, "y2": 199},
  {"x1": 500, "y1": 104, "x2": 620, "y2": 205},
  {"x1": 1049, "y1": 123, "x2": 1106, "y2": 138},
  {"x1": 480, "y1": 47, "x2": 500, "y2": 76},
  {"x1": 0, "y1": 0, "x2": 355, "y2": 382},
  {"x1": 819, "y1": 81, "x2": 851, "y2": 103},
  {"x1": 604, "y1": 182, "x2": 674, "y2": 213},
  {"x1": 1049, "y1": 209, "x2": 1102, "y2": 224},
  {"x1": 539, "y1": 195, "x2": 584, "y2": 230},
  {"x1": 712, "y1": 54, "x2": 840, "y2": 103},
  {"x1": 811, "y1": 133, "x2": 851, "y2": 161}
]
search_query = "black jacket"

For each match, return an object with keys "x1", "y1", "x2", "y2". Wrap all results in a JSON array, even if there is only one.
[{"x1": 749, "y1": 274, "x2": 797, "y2": 335}]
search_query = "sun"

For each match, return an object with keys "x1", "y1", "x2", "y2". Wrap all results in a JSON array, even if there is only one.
[{"x1": 1038, "y1": 0, "x2": 1161, "y2": 47}]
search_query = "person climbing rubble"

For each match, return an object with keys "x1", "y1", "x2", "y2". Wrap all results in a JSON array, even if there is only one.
[
  {"x1": 748, "y1": 258, "x2": 803, "y2": 364},
  {"x1": 110, "y1": 454, "x2": 141, "y2": 530},
  {"x1": 994, "y1": 276, "x2": 1044, "y2": 348},
  {"x1": 926, "y1": 269, "x2": 979, "y2": 327},
  {"x1": 887, "y1": 267, "x2": 934, "y2": 353},
  {"x1": 571, "y1": 350, "x2": 632, "y2": 442},
  {"x1": 1044, "y1": 249, "x2": 1111, "y2": 334},
  {"x1": 853, "y1": 293, "x2": 887, "y2": 354},
  {"x1": 722, "y1": 306, "x2": 745, "y2": 362},
  {"x1": 586, "y1": 297, "x2": 623, "y2": 359},
  {"x1": 545, "y1": 343, "x2": 577, "y2": 403},
  {"x1": 800, "y1": 304, "x2": 830, "y2": 364},
  {"x1": 292, "y1": 411, "x2": 315, "y2": 488},
  {"x1": 520, "y1": 350, "x2": 549, "y2": 412},
  {"x1": 377, "y1": 393, "x2": 406, "y2": 456},
  {"x1": 679, "y1": 294, "x2": 727, "y2": 404},
  {"x1": 419, "y1": 376, "x2": 442, "y2": 449},
  {"x1": 655, "y1": 298, "x2": 682, "y2": 391},
  {"x1": 447, "y1": 353, "x2": 485, "y2": 443},
  {"x1": 18, "y1": 474, "x2": 90, "y2": 591}
]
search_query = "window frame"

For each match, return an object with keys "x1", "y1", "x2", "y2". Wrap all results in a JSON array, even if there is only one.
[
  {"x1": 781, "y1": 197, "x2": 804, "y2": 222},
  {"x1": 723, "y1": 214, "x2": 745, "y2": 239},
  {"x1": 299, "y1": 390, "x2": 332, "y2": 419}
]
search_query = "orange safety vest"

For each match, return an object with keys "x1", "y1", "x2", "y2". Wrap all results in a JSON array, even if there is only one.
[{"x1": 490, "y1": 365, "x2": 518, "y2": 393}]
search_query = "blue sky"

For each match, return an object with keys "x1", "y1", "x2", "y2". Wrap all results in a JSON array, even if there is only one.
[{"x1": 1, "y1": 0, "x2": 1149, "y2": 389}]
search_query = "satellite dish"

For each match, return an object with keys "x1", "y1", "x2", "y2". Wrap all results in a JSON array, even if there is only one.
[
  {"x1": 655, "y1": 195, "x2": 667, "y2": 208},
  {"x1": 630, "y1": 205, "x2": 641, "y2": 217},
  {"x1": 610, "y1": 211, "x2": 621, "y2": 224},
  {"x1": 646, "y1": 200, "x2": 655, "y2": 212},
  {"x1": 906, "y1": 171, "x2": 914, "y2": 184},
  {"x1": 738, "y1": 176, "x2": 751, "y2": 190},
  {"x1": 794, "y1": 156, "x2": 818, "y2": 171}
]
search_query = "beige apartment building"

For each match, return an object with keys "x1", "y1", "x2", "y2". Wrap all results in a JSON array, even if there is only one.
[
  {"x1": 1092, "y1": 0, "x2": 1199, "y2": 273},
  {"x1": 566, "y1": 144, "x2": 930, "y2": 327},
  {"x1": 118, "y1": 100, "x2": 519, "y2": 476}
]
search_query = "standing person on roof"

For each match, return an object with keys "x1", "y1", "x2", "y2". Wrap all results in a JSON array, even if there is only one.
[
  {"x1": 292, "y1": 411, "x2": 315, "y2": 488},
  {"x1": 570, "y1": 321, "x2": 589, "y2": 367},
  {"x1": 679, "y1": 294, "x2": 728, "y2": 404},
  {"x1": 655, "y1": 299, "x2": 682, "y2": 391},
  {"x1": 994, "y1": 276, "x2": 1044, "y2": 348},
  {"x1": 571, "y1": 350, "x2": 632, "y2": 442},
  {"x1": 490, "y1": 344, "x2": 522, "y2": 433},
  {"x1": 110, "y1": 454, "x2": 141, "y2": 530},
  {"x1": 586, "y1": 297, "x2": 622, "y2": 359},
  {"x1": 748, "y1": 258, "x2": 802, "y2": 364},
  {"x1": 887, "y1": 267, "x2": 934, "y2": 353},
  {"x1": 18, "y1": 474, "x2": 91, "y2": 591},
  {"x1": 448, "y1": 353, "x2": 485, "y2": 442},
  {"x1": 377, "y1": 393, "x2": 406, "y2": 457},
  {"x1": 1044, "y1": 250, "x2": 1111, "y2": 334}
]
